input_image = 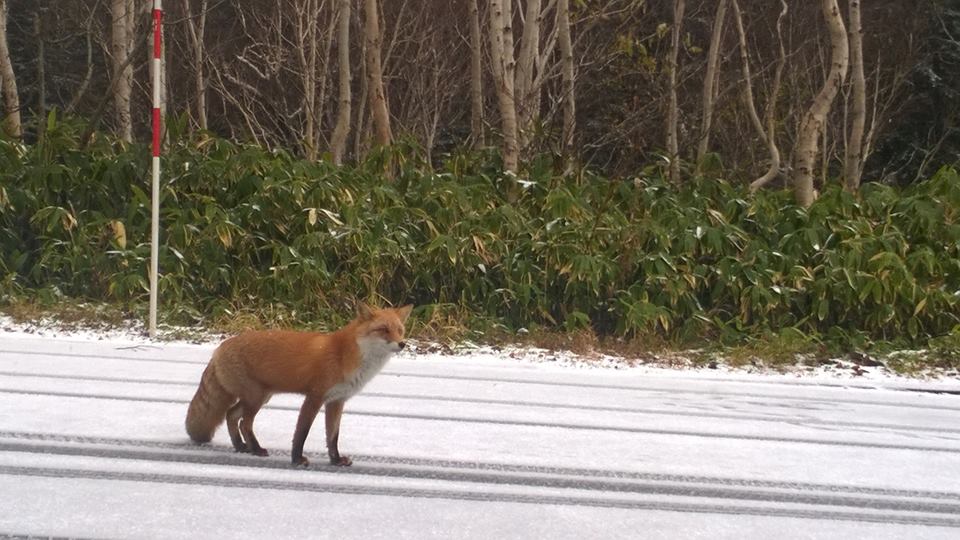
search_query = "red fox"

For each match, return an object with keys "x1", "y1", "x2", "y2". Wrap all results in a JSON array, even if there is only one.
[{"x1": 185, "y1": 303, "x2": 413, "y2": 466}]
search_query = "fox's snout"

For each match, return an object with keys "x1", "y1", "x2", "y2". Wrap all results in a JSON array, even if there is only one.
[{"x1": 398, "y1": 341, "x2": 406, "y2": 350}]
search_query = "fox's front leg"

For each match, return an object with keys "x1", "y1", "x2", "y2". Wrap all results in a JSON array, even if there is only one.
[
  {"x1": 291, "y1": 396, "x2": 322, "y2": 466},
  {"x1": 325, "y1": 399, "x2": 352, "y2": 466}
]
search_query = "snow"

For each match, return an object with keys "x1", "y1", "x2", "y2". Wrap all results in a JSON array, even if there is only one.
[
  {"x1": 3, "y1": 313, "x2": 959, "y2": 387},
  {"x1": 1, "y1": 322, "x2": 960, "y2": 538}
]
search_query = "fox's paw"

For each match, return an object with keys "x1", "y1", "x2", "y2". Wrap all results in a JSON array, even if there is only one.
[
  {"x1": 251, "y1": 448, "x2": 269, "y2": 457},
  {"x1": 292, "y1": 456, "x2": 310, "y2": 467},
  {"x1": 330, "y1": 455, "x2": 353, "y2": 467}
]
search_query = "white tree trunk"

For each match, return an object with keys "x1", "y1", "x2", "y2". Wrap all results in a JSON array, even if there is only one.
[
  {"x1": 316, "y1": 9, "x2": 338, "y2": 154},
  {"x1": 34, "y1": 13, "x2": 45, "y2": 140},
  {"x1": 557, "y1": 0, "x2": 575, "y2": 159},
  {"x1": 354, "y1": 19, "x2": 369, "y2": 160},
  {"x1": 111, "y1": 0, "x2": 134, "y2": 143},
  {"x1": 666, "y1": 0, "x2": 686, "y2": 184},
  {"x1": 697, "y1": 0, "x2": 728, "y2": 167},
  {"x1": 515, "y1": 0, "x2": 542, "y2": 147},
  {"x1": 330, "y1": 0, "x2": 352, "y2": 165},
  {"x1": 731, "y1": 0, "x2": 767, "y2": 147},
  {"x1": 182, "y1": 0, "x2": 208, "y2": 131},
  {"x1": 844, "y1": 0, "x2": 866, "y2": 193},
  {"x1": 295, "y1": 0, "x2": 321, "y2": 160},
  {"x1": 749, "y1": 0, "x2": 788, "y2": 194},
  {"x1": 364, "y1": 0, "x2": 393, "y2": 147},
  {"x1": 468, "y1": 0, "x2": 485, "y2": 147},
  {"x1": 0, "y1": 0, "x2": 21, "y2": 138},
  {"x1": 488, "y1": 0, "x2": 519, "y2": 172},
  {"x1": 793, "y1": 0, "x2": 849, "y2": 208}
]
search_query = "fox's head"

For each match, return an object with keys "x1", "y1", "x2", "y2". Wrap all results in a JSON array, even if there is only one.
[{"x1": 355, "y1": 303, "x2": 413, "y2": 354}]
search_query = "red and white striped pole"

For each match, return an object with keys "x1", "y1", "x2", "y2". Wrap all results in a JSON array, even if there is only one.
[{"x1": 149, "y1": 1, "x2": 163, "y2": 338}]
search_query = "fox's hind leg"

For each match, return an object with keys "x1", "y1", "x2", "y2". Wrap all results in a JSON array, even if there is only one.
[
  {"x1": 239, "y1": 396, "x2": 269, "y2": 456},
  {"x1": 225, "y1": 402, "x2": 246, "y2": 452}
]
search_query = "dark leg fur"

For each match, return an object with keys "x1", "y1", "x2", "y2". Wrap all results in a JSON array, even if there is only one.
[
  {"x1": 239, "y1": 400, "x2": 268, "y2": 456},
  {"x1": 225, "y1": 402, "x2": 246, "y2": 452},
  {"x1": 291, "y1": 396, "x2": 322, "y2": 466},
  {"x1": 325, "y1": 400, "x2": 351, "y2": 466}
]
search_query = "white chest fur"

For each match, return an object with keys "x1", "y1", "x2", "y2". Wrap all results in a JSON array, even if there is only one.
[{"x1": 323, "y1": 337, "x2": 397, "y2": 404}]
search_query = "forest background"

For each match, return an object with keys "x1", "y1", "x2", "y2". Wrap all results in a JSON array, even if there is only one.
[{"x1": 0, "y1": 1, "x2": 958, "y2": 371}]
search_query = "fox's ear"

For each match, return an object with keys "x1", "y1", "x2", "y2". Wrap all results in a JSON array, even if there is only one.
[
  {"x1": 356, "y1": 302, "x2": 375, "y2": 321},
  {"x1": 396, "y1": 304, "x2": 413, "y2": 322}
]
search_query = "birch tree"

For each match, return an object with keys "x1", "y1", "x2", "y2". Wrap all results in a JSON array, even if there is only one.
[
  {"x1": 697, "y1": 0, "x2": 728, "y2": 167},
  {"x1": 181, "y1": 0, "x2": 208, "y2": 131},
  {"x1": 0, "y1": 0, "x2": 21, "y2": 138},
  {"x1": 793, "y1": 0, "x2": 849, "y2": 207},
  {"x1": 748, "y1": 0, "x2": 788, "y2": 194},
  {"x1": 353, "y1": 11, "x2": 368, "y2": 161},
  {"x1": 515, "y1": 0, "x2": 541, "y2": 115},
  {"x1": 844, "y1": 0, "x2": 866, "y2": 192},
  {"x1": 731, "y1": 0, "x2": 764, "y2": 148},
  {"x1": 557, "y1": 0, "x2": 575, "y2": 158},
  {"x1": 364, "y1": 0, "x2": 392, "y2": 146},
  {"x1": 666, "y1": 0, "x2": 685, "y2": 184},
  {"x1": 468, "y1": 0, "x2": 484, "y2": 147},
  {"x1": 488, "y1": 0, "x2": 519, "y2": 172},
  {"x1": 330, "y1": 0, "x2": 352, "y2": 165},
  {"x1": 515, "y1": 0, "x2": 541, "y2": 147},
  {"x1": 111, "y1": 0, "x2": 134, "y2": 142},
  {"x1": 0, "y1": 0, "x2": 935, "y2": 179},
  {"x1": 34, "y1": 12, "x2": 46, "y2": 141}
]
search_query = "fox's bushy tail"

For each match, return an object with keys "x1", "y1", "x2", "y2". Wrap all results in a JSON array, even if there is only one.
[{"x1": 185, "y1": 359, "x2": 235, "y2": 443}]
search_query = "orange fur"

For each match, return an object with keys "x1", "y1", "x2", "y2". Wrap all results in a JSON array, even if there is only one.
[{"x1": 185, "y1": 303, "x2": 413, "y2": 466}]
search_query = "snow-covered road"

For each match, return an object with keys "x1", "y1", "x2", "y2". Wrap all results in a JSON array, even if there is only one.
[{"x1": 1, "y1": 332, "x2": 959, "y2": 539}]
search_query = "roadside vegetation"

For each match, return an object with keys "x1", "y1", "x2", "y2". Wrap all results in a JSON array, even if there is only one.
[{"x1": 1, "y1": 117, "x2": 958, "y2": 373}]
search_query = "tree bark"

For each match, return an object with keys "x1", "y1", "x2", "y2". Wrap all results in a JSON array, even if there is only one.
[
  {"x1": 363, "y1": 0, "x2": 392, "y2": 147},
  {"x1": 295, "y1": 0, "x2": 320, "y2": 160},
  {"x1": 666, "y1": 0, "x2": 685, "y2": 184},
  {"x1": 843, "y1": 0, "x2": 866, "y2": 193},
  {"x1": 527, "y1": 4, "x2": 558, "y2": 143},
  {"x1": 34, "y1": 13, "x2": 46, "y2": 142},
  {"x1": 468, "y1": 0, "x2": 485, "y2": 147},
  {"x1": 696, "y1": 0, "x2": 728, "y2": 168},
  {"x1": 488, "y1": 0, "x2": 519, "y2": 172},
  {"x1": 291, "y1": 0, "x2": 336, "y2": 160},
  {"x1": 515, "y1": 0, "x2": 542, "y2": 147},
  {"x1": 182, "y1": 0, "x2": 209, "y2": 131},
  {"x1": 354, "y1": 10, "x2": 369, "y2": 161},
  {"x1": 330, "y1": 0, "x2": 352, "y2": 165},
  {"x1": 749, "y1": 0, "x2": 788, "y2": 194},
  {"x1": 793, "y1": 0, "x2": 849, "y2": 208},
  {"x1": 111, "y1": 0, "x2": 134, "y2": 143},
  {"x1": 0, "y1": 0, "x2": 22, "y2": 139},
  {"x1": 557, "y1": 0, "x2": 575, "y2": 160},
  {"x1": 731, "y1": 0, "x2": 767, "y2": 151},
  {"x1": 80, "y1": 26, "x2": 149, "y2": 149},
  {"x1": 316, "y1": 8, "x2": 338, "y2": 147}
]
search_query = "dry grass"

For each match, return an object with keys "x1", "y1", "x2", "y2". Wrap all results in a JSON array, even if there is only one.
[
  {"x1": 2, "y1": 300, "x2": 131, "y2": 332},
  {"x1": 3, "y1": 298, "x2": 958, "y2": 379}
]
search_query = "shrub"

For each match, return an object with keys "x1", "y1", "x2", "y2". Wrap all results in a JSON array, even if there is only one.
[{"x1": 1, "y1": 117, "x2": 958, "y2": 348}]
